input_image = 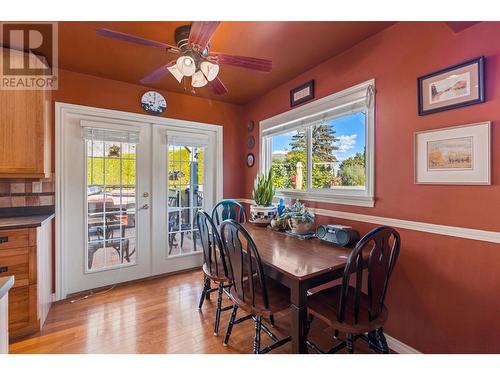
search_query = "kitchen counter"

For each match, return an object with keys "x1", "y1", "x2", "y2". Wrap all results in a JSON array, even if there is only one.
[
  {"x1": 0, "y1": 205, "x2": 55, "y2": 230},
  {"x1": 0, "y1": 214, "x2": 55, "y2": 230}
]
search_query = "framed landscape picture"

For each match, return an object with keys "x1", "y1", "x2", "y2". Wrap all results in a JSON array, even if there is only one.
[
  {"x1": 418, "y1": 57, "x2": 484, "y2": 115},
  {"x1": 414, "y1": 122, "x2": 491, "y2": 185}
]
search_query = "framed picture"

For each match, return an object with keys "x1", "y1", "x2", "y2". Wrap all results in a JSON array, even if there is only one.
[
  {"x1": 418, "y1": 57, "x2": 484, "y2": 115},
  {"x1": 290, "y1": 80, "x2": 314, "y2": 107},
  {"x1": 414, "y1": 122, "x2": 490, "y2": 185}
]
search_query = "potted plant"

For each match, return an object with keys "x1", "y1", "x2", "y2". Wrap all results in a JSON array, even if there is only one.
[
  {"x1": 270, "y1": 213, "x2": 288, "y2": 231},
  {"x1": 280, "y1": 201, "x2": 315, "y2": 235},
  {"x1": 250, "y1": 169, "x2": 277, "y2": 225}
]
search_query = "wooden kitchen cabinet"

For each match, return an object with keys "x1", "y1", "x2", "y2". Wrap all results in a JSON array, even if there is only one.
[
  {"x1": 0, "y1": 48, "x2": 51, "y2": 178},
  {"x1": 0, "y1": 219, "x2": 53, "y2": 340}
]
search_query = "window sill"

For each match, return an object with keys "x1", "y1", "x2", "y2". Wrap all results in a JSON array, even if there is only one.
[{"x1": 275, "y1": 190, "x2": 375, "y2": 208}]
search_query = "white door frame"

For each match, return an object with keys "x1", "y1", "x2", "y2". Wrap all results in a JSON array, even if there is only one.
[{"x1": 55, "y1": 102, "x2": 223, "y2": 301}]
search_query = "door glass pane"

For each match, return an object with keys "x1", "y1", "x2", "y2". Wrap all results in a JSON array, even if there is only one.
[
  {"x1": 86, "y1": 139, "x2": 137, "y2": 272},
  {"x1": 167, "y1": 144, "x2": 204, "y2": 257}
]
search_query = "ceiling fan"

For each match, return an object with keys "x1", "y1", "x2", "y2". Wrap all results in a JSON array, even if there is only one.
[{"x1": 96, "y1": 22, "x2": 273, "y2": 95}]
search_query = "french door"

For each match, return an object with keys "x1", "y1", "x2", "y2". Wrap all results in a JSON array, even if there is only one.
[
  {"x1": 151, "y1": 126, "x2": 217, "y2": 275},
  {"x1": 60, "y1": 115, "x2": 152, "y2": 296},
  {"x1": 57, "y1": 103, "x2": 221, "y2": 298}
]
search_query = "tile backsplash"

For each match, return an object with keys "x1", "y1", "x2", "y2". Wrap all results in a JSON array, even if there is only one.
[{"x1": 0, "y1": 173, "x2": 55, "y2": 208}]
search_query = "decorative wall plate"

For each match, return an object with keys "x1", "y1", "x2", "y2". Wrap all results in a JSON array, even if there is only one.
[
  {"x1": 247, "y1": 120, "x2": 255, "y2": 132},
  {"x1": 247, "y1": 135, "x2": 255, "y2": 149},
  {"x1": 246, "y1": 153, "x2": 255, "y2": 167}
]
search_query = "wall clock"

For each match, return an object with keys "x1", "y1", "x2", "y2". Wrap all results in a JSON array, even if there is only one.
[
  {"x1": 141, "y1": 91, "x2": 167, "y2": 115},
  {"x1": 246, "y1": 153, "x2": 255, "y2": 167}
]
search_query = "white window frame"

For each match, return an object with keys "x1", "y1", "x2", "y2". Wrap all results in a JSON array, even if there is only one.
[{"x1": 259, "y1": 79, "x2": 375, "y2": 207}]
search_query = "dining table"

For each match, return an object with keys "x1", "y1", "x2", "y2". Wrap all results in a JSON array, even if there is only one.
[{"x1": 242, "y1": 223, "x2": 353, "y2": 354}]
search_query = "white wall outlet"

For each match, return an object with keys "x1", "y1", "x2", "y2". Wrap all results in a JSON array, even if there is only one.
[{"x1": 32, "y1": 181, "x2": 42, "y2": 193}]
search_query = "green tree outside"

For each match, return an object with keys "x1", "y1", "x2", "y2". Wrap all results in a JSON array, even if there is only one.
[
  {"x1": 88, "y1": 153, "x2": 136, "y2": 188},
  {"x1": 87, "y1": 146, "x2": 204, "y2": 189},
  {"x1": 337, "y1": 151, "x2": 366, "y2": 186},
  {"x1": 168, "y1": 147, "x2": 204, "y2": 189},
  {"x1": 271, "y1": 124, "x2": 339, "y2": 189}
]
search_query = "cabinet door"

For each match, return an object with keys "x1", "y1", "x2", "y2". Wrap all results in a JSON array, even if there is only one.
[
  {"x1": 8, "y1": 284, "x2": 39, "y2": 339},
  {"x1": 0, "y1": 49, "x2": 51, "y2": 178}
]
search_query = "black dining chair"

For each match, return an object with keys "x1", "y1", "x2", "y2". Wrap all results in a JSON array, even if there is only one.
[
  {"x1": 196, "y1": 210, "x2": 233, "y2": 336},
  {"x1": 306, "y1": 226, "x2": 401, "y2": 354},
  {"x1": 211, "y1": 199, "x2": 247, "y2": 226},
  {"x1": 220, "y1": 220, "x2": 291, "y2": 354}
]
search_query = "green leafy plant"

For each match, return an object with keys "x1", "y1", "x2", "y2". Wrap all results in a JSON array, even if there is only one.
[
  {"x1": 252, "y1": 169, "x2": 276, "y2": 207},
  {"x1": 279, "y1": 201, "x2": 315, "y2": 226}
]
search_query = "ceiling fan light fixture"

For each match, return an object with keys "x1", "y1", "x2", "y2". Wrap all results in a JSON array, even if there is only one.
[
  {"x1": 176, "y1": 55, "x2": 196, "y2": 76},
  {"x1": 200, "y1": 61, "x2": 219, "y2": 82},
  {"x1": 167, "y1": 64, "x2": 184, "y2": 83},
  {"x1": 191, "y1": 70, "x2": 208, "y2": 88}
]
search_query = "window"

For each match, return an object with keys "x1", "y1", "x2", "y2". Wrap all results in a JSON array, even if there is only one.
[{"x1": 260, "y1": 80, "x2": 375, "y2": 207}]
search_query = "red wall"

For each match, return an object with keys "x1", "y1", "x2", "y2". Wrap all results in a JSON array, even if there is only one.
[
  {"x1": 242, "y1": 21, "x2": 500, "y2": 353},
  {"x1": 52, "y1": 69, "x2": 245, "y2": 199}
]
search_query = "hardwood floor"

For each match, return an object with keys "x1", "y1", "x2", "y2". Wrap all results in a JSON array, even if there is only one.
[{"x1": 9, "y1": 270, "x2": 389, "y2": 354}]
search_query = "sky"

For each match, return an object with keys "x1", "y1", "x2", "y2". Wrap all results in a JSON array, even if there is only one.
[{"x1": 271, "y1": 111, "x2": 366, "y2": 162}]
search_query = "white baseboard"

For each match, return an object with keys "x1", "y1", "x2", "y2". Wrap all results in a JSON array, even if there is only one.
[{"x1": 386, "y1": 333, "x2": 422, "y2": 354}]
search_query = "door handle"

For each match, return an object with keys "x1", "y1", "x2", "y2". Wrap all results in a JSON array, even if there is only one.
[
  {"x1": 0, "y1": 266, "x2": 8, "y2": 273},
  {"x1": 0, "y1": 237, "x2": 8, "y2": 244},
  {"x1": 141, "y1": 204, "x2": 150, "y2": 210}
]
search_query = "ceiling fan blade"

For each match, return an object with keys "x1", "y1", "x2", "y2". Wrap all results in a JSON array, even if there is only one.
[
  {"x1": 208, "y1": 76, "x2": 228, "y2": 95},
  {"x1": 140, "y1": 61, "x2": 177, "y2": 84},
  {"x1": 188, "y1": 22, "x2": 220, "y2": 51},
  {"x1": 208, "y1": 53, "x2": 272, "y2": 72},
  {"x1": 96, "y1": 28, "x2": 180, "y2": 53}
]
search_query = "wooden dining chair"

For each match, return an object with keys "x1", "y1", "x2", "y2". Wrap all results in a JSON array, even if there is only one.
[
  {"x1": 211, "y1": 199, "x2": 247, "y2": 226},
  {"x1": 196, "y1": 210, "x2": 233, "y2": 336},
  {"x1": 220, "y1": 220, "x2": 291, "y2": 354},
  {"x1": 306, "y1": 226, "x2": 401, "y2": 354}
]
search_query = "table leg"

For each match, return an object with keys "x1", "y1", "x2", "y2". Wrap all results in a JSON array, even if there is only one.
[{"x1": 290, "y1": 281, "x2": 308, "y2": 354}]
